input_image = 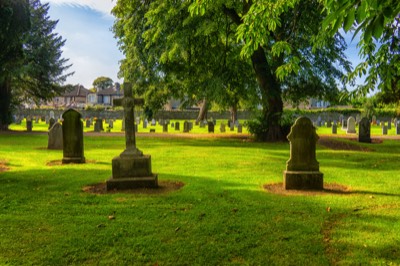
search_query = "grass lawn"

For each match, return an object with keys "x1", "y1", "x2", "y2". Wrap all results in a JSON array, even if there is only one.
[{"x1": 1, "y1": 129, "x2": 400, "y2": 265}]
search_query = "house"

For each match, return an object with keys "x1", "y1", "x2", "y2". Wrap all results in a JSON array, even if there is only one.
[
  {"x1": 52, "y1": 84, "x2": 89, "y2": 108},
  {"x1": 87, "y1": 84, "x2": 122, "y2": 106}
]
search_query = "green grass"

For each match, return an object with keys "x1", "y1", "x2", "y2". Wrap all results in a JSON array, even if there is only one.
[{"x1": 1, "y1": 132, "x2": 400, "y2": 265}]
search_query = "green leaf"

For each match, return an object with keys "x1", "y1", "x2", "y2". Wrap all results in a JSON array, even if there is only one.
[
  {"x1": 343, "y1": 8, "x2": 355, "y2": 32},
  {"x1": 372, "y1": 15, "x2": 384, "y2": 40},
  {"x1": 356, "y1": 0, "x2": 367, "y2": 23}
]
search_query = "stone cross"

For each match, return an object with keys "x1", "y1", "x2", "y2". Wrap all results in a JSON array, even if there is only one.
[{"x1": 113, "y1": 82, "x2": 144, "y2": 157}]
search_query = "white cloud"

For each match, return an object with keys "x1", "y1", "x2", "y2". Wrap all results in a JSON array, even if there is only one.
[{"x1": 45, "y1": 0, "x2": 115, "y2": 16}]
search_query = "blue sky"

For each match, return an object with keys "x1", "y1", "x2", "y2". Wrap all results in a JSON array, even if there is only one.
[
  {"x1": 45, "y1": 1, "x2": 363, "y2": 90},
  {"x1": 46, "y1": 0, "x2": 123, "y2": 89}
]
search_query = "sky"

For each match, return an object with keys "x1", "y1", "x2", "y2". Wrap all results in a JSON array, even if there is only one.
[
  {"x1": 45, "y1": 0, "x2": 123, "y2": 89},
  {"x1": 44, "y1": 0, "x2": 363, "y2": 90}
]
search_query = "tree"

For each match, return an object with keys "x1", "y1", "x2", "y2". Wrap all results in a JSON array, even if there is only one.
[
  {"x1": 92, "y1": 76, "x2": 114, "y2": 91},
  {"x1": 321, "y1": 0, "x2": 400, "y2": 100},
  {"x1": 0, "y1": 0, "x2": 72, "y2": 130},
  {"x1": 112, "y1": 0, "x2": 258, "y2": 123},
  {"x1": 0, "y1": 0, "x2": 30, "y2": 130},
  {"x1": 113, "y1": 0, "x2": 350, "y2": 141},
  {"x1": 189, "y1": 0, "x2": 351, "y2": 140}
]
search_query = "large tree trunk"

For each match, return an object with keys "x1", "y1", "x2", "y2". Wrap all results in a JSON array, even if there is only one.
[
  {"x1": 230, "y1": 103, "x2": 238, "y2": 123},
  {"x1": 0, "y1": 76, "x2": 12, "y2": 131},
  {"x1": 251, "y1": 46, "x2": 284, "y2": 141},
  {"x1": 196, "y1": 98, "x2": 208, "y2": 122}
]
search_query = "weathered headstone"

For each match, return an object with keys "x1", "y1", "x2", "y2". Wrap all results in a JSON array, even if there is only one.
[
  {"x1": 382, "y1": 125, "x2": 388, "y2": 135},
  {"x1": 358, "y1": 117, "x2": 371, "y2": 143},
  {"x1": 220, "y1": 123, "x2": 226, "y2": 133},
  {"x1": 371, "y1": 115, "x2": 377, "y2": 125},
  {"x1": 143, "y1": 120, "x2": 148, "y2": 129},
  {"x1": 106, "y1": 82, "x2": 157, "y2": 190},
  {"x1": 49, "y1": 111, "x2": 55, "y2": 119},
  {"x1": 237, "y1": 124, "x2": 243, "y2": 133},
  {"x1": 207, "y1": 121, "x2": 214, "y2": 133},
  {"x1": 94, "y1": 118, "x2": 102, "y2": 132},
  {"x1": 175, "y1": 122, "x2": 180, "y2": 131},
  {"x1": 62, "y1": 109, "x2": 85, "y2": 164},
  {"x1": 171, "y1": 122, "x2": 175, "y2": 128},
  {"x1": 26, "y1": 118, "x2": 33, "y2": 132},
  {"x1": 47, "y1": 122, "x2": 63, "y2": 150},
  {"x1": 183, "y1": 121, "x2": 190, "y2": 133},
  {"x1": 48, "y1": 117, "x2": 56, "y2": 129},
  {"x1": 332, "y1": 122, "x2": 337, "y2": 134},
  {"x1": 283, "y1": 117, "x2": 323, "y2": 190},
  {"x1": 151, "y1": 119, "x2": 156, "y2": 126},
  {"x1": 346, "y1": 116, "x2": 356, "y2": 134},
  {"x1": 188, "y1": 122, "x2": 193, "y2": 131}
]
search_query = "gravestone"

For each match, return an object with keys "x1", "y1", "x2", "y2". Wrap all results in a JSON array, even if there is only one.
[
  {"x1": 49, "y1": 111, "x2": 55, "y2": 119},
  {"x1": 372, "y1": 115, "x2": 377, "y2": 125},
  {"x1": 151, "y1": 119, "x2": 156, "y2": 126},
  {"x1": 94, "y1": 118, "x2": 102, "y2": 132},
  {"x1": 237, "y1": 124, "x2": 243, "y2": 133},
  {"x1": 332, "y1": 122, "x2": 337, "y2": 134},
  {"x1": 48, "y1": 117, "x2": 56, "y2": 129},
  {"x1": 346, "y1": 116, "x2": 356, "y2": 134},
  {"x1": 62, "y1": 109, "x2": 85, "y2": 164},
  {"x1": 341, "y1": 118, "x2": 347, "y2": 129},
  {"x1": 283, "y1": 117, "x2": 323, "y2": 190},
  {"x1": 85, "y1": 119, "x2": 91, "y2": 128},
  {"x1": 230, "y1": 123, "x2": 234, "y2": 131},
  {"x1": 220, "y1": 123, "x2": 226, "y2": 133},
  {"x1": 397, "y1": 123, "x2": 400, "y2": 135},
  {"x1": 143, "y1": 120, "x2": 148, "y2": 129},
  {"x1": 175, "y1": 122, "x2": 180, "y2": 131},
  {"x1": 106, "y1": 82, "x2": 157, "y2": 190},
  {"x1": 26, "y1": 118, "x2": 33, "y2": 132},
  {"x1": 163, "y1": 123, "x2": 168, "y2": 133},
  {"x1": 388, "y1": 120, "x2": 391, "y2": 130},
  {"x1": 327, "y1": 120, "x2": 332, "y2": 127},
  {"x1": 188, "y1": 122, "x2": 193, "y2": 131},
  {"x1": 207, "y1": 121, "x2": 214, "y2": 133},
  {"x1": 358, "y1": 117, "x2": 371, "y2": 143},
  {"x1": 183, "y1": 121, "x2": 189, "y2": 133},
  {"x1": 382, "y1": 125, "x2": 388, "y2": 135},
  {"x1": 171, "y1": 122, "x2": 175, "y2": 128},
  {"x1": 108, "y1": 120, "x2": 114, "y2": 129},
  {"x1": 47, "y1": 122, "x2": 63, "y2": 150}
]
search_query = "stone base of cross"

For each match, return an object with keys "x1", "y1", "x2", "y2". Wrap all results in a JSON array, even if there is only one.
[{"x1": 106, "y1": 82, "x2": 158, "y2": 190}]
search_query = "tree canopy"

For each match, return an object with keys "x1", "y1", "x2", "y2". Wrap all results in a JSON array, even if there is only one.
[
  {"x1": 113, "y1": 0, "x2": 351, "y2": 140},
  {"x1": 0, "y1": 0, "x2": 72, "y2": 129},
  {"x1": 321, "y1": 0, "x2": 400, "y2": 101},
  {"x1": 92, "y1": 76, "x2": 114, "y2": 91}
]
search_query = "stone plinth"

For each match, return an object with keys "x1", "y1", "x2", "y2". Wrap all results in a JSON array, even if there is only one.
[
  {"x1": 107, "y1": 154, "x2": 158, "y2": 190},
  {"x1": 283, "y1": 171, "x2": 323, "y2": 190}
]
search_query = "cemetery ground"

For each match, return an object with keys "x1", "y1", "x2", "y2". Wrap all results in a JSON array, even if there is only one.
[{"x1": 1, "y1": 122, "x2": 400, "y2": 265}]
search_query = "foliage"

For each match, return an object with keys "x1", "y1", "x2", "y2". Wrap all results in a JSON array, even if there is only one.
[
  {"x1": 92, "y1": 76, "x2": 113, "y2": 91},
  {"x1": 246, "y1": 111, "x2": 294, "y2": 141},
  {"x1": 0, "y1": 0, "x2": 72, "y2": 130},
  {"x1": 320, "y1": 0, "x2": 400, "y2": 100}
]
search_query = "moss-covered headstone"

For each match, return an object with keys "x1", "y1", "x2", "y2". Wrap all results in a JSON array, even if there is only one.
[
  {"x1": 62, "y1": 109, "x2": 85, "y2": 164},
  {"x1": 358, "y1": 117, "x2": 371, "y2": 143},
  {"x1": 283, "y1": 117, "x2": 323, "y2": 190}
]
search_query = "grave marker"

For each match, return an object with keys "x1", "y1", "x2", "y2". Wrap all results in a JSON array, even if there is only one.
[
  {"x1": 358, "y1": 117, "x2": 371, "y2": 143},
  {"x1": 62, "y1": 109, "x2": 85, "y2": 164},
  {"x1": 283, "y1": 117, "x2": 323, "y2": 190},
  {"x1": 47, "y1": 122, "x2": 63, "y2": 150}
]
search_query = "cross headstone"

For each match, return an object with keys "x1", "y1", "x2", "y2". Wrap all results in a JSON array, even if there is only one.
[
  {"x1": 47, "y1": 122, "x2": 63, "y2": 150},
  {"x1": 283, "y1": 117, "x2": 323, "y2": 190},
  {"x1": 358, "y1": 117, "x2": 371, "y2": 143},
  {"x1": 62, "y1": 109, "x2": 85, "y2": 164},
  {"x1": 106, "y1": 82, "x2": 157, "y2": 190}
]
